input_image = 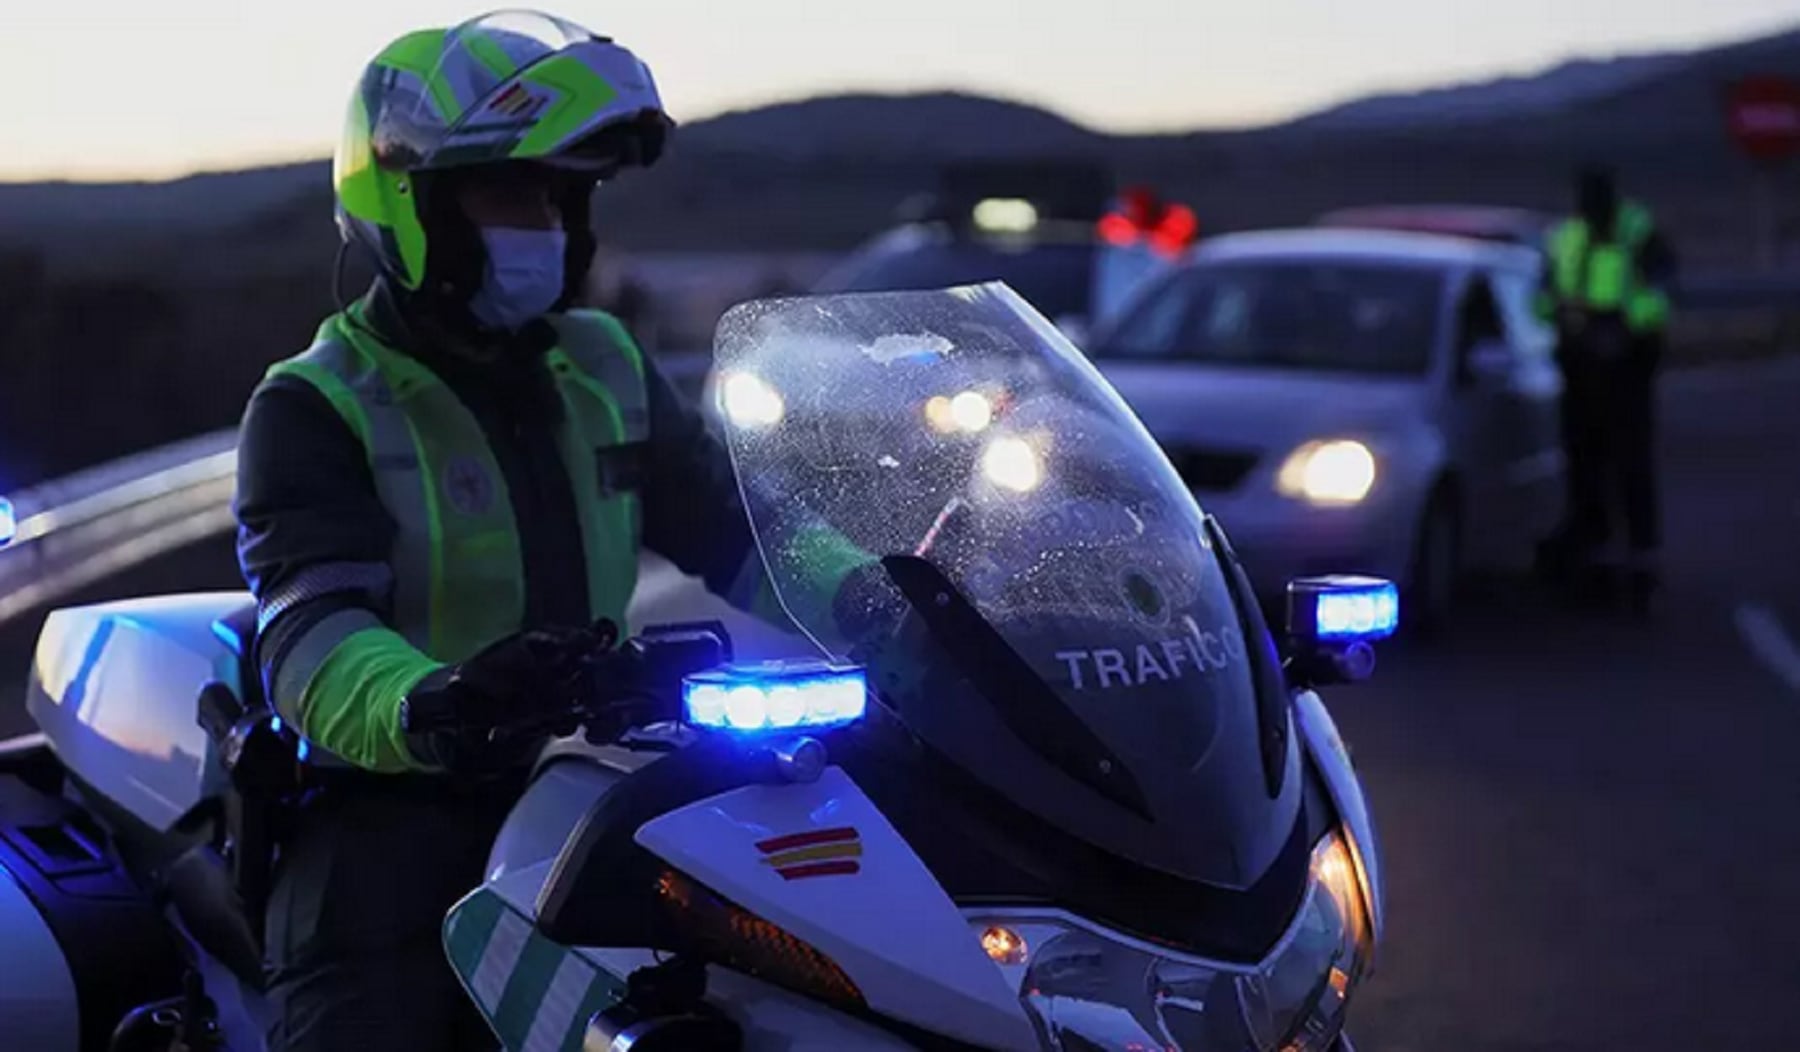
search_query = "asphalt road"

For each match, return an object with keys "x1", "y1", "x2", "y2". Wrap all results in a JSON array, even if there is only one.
[
  {"x1": 1338, "y1": 356, "x2": 1800, "y2": 1050},
  {"x1": 4, "y1": 357, "x2": 1799, "y2": 1049}
]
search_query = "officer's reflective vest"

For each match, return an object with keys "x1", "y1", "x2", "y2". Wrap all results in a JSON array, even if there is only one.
[
  {"x1": 260, "y1": 305, "x2": 649, "y2": 769},
  {"x1": 1541, "y1": 201, "x2": 1670, "y2": 334}
]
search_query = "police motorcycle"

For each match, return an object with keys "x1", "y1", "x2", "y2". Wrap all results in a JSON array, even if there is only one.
[{"x1": 0, "y1": 284, "x2": 1396, "y2": 1052}]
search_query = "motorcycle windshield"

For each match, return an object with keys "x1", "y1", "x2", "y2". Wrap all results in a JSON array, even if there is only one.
[{"x1": 714, "y1": 284, "x2": 1299, "y2": 887}]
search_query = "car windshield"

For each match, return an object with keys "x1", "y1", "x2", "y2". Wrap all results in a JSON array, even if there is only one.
[
  {"x1": 1095, "y1": 258, "x2": 1446, "y2": 375},
  {"x1": 816, "y1": 236, "x2": 1097, "y2": 320},
  {"x1": 711, "y1": 284, "x2": 1299, "y2": 886}
]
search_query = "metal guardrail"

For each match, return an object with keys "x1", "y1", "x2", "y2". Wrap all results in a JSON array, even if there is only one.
[{"x1": 0, "y1": 429, "x2": 239, "y2": 625}]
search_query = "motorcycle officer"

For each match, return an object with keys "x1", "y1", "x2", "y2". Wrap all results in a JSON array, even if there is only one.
[{"x1": 231, "y1": 12, "x2": 852, "y2": 1049}]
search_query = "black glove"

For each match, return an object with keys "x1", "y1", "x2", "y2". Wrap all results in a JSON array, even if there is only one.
[{"x1": 401, "y1": 622, "x2": 613, "y2": 772}]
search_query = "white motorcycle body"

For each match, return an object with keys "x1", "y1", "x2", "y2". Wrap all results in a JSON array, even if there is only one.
[{"x1": 0, "y1": 588, "x2": 1377, "y2": 1051}]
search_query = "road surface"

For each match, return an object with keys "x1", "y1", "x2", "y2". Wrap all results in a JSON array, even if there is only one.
[{"x1": 3, "y1": 357, "x2": 1798, "y2": 1049}]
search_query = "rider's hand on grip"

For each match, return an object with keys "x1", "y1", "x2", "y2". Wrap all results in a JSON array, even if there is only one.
[{"x1": 401, "y1": 623, "x2": 609, "y2": 772}]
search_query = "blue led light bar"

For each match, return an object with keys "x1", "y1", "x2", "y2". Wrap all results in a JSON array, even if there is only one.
[
  {"x1": 1288, "y1": 574, "x2": 1400, "y2": 643},
  {"x1": 0, "y1": 496, "x2": 14, "y2": 548},
  {"x1": 1314, "y1": 582, "x2": 1399, "y2": 641},
  {"x1": 683, "y1": 661, "x2": 868, "y2": 734}
]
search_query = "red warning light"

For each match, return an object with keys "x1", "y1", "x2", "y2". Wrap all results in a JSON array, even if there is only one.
[
  {"x1": 1098, "y1": 187, "x2": 1199, "y2": 256},
  {"x1": 1149, "y1": 203, "x2": 1199, "y2": 257}
]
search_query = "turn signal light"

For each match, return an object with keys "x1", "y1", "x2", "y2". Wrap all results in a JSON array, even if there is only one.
[
  {"x1": 981, "y1": 925, "x2": 1029, "y2": 966},
  {"x1": 656, "y1": 869, "x2": 864, "y2": 1009}
]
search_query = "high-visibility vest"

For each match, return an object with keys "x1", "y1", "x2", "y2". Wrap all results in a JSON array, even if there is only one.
[
  {"x1": 1543, "y1": 201, "x2": 1670, "y2": 334},
  {"x1": 260, "y1": 305, "x2": 649, "y2": 767}
]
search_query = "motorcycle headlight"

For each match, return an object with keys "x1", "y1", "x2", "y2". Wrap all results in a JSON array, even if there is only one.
[{"x1": 969, "y1": 830, "x2": 1372, "y2": 1051}]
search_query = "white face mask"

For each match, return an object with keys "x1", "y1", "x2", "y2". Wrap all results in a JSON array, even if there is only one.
[{"x1": 467, "y1": 227, "x2": 567, "y2": 331}]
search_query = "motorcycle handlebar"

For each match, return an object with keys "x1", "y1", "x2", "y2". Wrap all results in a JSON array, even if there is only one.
[
  {"x1": 397, "y1": 690, "x2": 460, "y2": 736},
  {"x1": 399, "y1": 622, "x2": 734, "y2": 742}
]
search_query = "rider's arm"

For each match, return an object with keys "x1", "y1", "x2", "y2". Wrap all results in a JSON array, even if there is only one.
[
  {"x1": 636, "y1": 357, "x2": 789, "y2": 623},
  {"x1": 235, "y1": 376, "x2": 444, "y2": 772},
  {"x1": 637, "y1": 355, "x2": 875, "y2": 632}
]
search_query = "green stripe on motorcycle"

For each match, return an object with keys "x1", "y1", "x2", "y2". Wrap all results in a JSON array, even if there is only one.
[
  {"x1": 513, "y1": 952, "x2": 625, "y2": 1052},
  {"x1": 558, "y1": 971, "x2": 629, "y2": 1052},
  {"x1": 492, "y1": 928, "x2": 569, "y2": 1048},
  {"x1": 445, "y1": 890, "x2": 505, "y2": 981}
]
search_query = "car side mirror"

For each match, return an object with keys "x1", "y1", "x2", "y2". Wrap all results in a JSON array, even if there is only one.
[{"x1": 1462, "y1": 339, "x2": 1512, "y2": 385}]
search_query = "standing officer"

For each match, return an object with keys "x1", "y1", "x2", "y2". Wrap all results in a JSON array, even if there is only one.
[{"x1": 1536, "y1": 164, "x2": 1675, "y2": 612}]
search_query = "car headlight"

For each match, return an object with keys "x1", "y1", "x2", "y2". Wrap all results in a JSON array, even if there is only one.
[
  {"x1": 969, "y1": 829, "x2": 1372, "y2": 1051},
  {"x1": 717, "y1": 369, "x2": 785, "y2": 428},
  {"x1": 1276, "y1": 440, "x2": 1377, "y2": 505},
  {"x1": 926, "y1": 389, "x2": 995, "y2": 434},
  {"x1": 981, "y1": 435, "x2": 1045, "y2": 493}
]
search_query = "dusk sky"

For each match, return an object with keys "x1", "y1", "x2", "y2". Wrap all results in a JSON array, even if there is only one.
[{"x1": 6, "y1": 1, "x2": 1795, "y2": 180}]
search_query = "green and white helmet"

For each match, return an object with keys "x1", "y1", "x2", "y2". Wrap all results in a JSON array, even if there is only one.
[{"x1": 334, "y1": 10, "x2": 671, "y2": 290}]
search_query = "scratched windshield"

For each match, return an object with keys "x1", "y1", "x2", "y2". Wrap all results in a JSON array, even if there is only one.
[{"x1": 711, "y1": 284, "x2": 1296, "y2": 887}]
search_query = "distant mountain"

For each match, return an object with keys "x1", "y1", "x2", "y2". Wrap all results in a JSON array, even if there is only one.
[
  {"x1": 0, "y1": 161, "x2": 324, "y2": 243},
  {"x1": 1293, "y1": 52, "x2": 1691, "y2": 131},
  {"x1": 1292, "y1": 24, "x2": 1800, "y2": 135},
  {"x1": 681, "y1": 91, "x2": 1105, "y2": 159},
  {"x1": 0, "y1": 93, "x2": 1100, "y2": 265},
  {"x1": 3, "y1": 21, "x2": 1798, "y2": 266}
]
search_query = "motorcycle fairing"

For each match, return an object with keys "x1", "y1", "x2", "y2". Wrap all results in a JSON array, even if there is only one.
[
  {"x1": 634, "y1": 765, "x2": 1039, "y2": 1050},
  {"x1": 1293, "y1": 690, "x2": 1383, "y2": 949},
  {"x1": 443, "y1": 857, "x2": 917, "y2": 1051}
]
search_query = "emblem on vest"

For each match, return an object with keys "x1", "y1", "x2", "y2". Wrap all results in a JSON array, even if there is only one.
[{"x1": 443, "y1": 456, "x2": 495, "y2": 516}]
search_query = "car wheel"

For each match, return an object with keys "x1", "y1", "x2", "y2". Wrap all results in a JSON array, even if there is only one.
[{"x1": 1407, "y1": 488, "x2": 1461, "y2": 634}]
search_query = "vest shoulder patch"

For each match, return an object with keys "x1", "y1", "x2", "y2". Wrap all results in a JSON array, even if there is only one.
[{"x1": 441, "y1": 454, "x2": 498, "y2": 516}]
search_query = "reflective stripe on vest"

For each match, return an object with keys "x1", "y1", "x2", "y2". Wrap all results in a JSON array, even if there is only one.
[
  {"x1": 546, "y1": 311, "x2": 649, "y2": 631},
  {"x1": 262, "y1": 309, "x2": 649, "y2": 737}
]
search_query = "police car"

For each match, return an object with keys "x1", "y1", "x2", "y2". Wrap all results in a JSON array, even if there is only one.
[{"x1": 1090, "y1": 227, "x2": 1566, "y2": 628}]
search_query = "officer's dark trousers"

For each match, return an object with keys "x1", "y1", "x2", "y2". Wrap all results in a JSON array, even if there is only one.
[
  {"x1": 1558, "y1": 337, "x2": 1662, "y2": 561},
  {"x1": 264, "y1": 783, "x2": 517, "y2": 1052}
]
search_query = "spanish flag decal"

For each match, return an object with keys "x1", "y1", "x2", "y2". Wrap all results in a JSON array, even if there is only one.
[{"x1": 756, "y1": 826, "x2": 862, "y2": 880}]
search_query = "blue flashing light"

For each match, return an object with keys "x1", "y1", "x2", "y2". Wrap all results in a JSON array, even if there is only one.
[
  {"x1": 296, "y1": 737, "x2": 310, "y2": 763},
  {"x1": 0, "y1": 496, "x2": 14, "y2": 548},
  {"x1": 683, "y1": 661, "x2": 868, "y2": 734},
  {"x1": 269, "y1": 715, "x2": 284, "y2": 735},
  {"x1": 1314, "y1": 581, "x2": 1400, "y2": 641}
]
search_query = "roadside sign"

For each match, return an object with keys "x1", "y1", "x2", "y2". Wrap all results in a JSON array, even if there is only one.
[{"x1": 1727, "y1": 76, "x2": 1800, "y2": 162}]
